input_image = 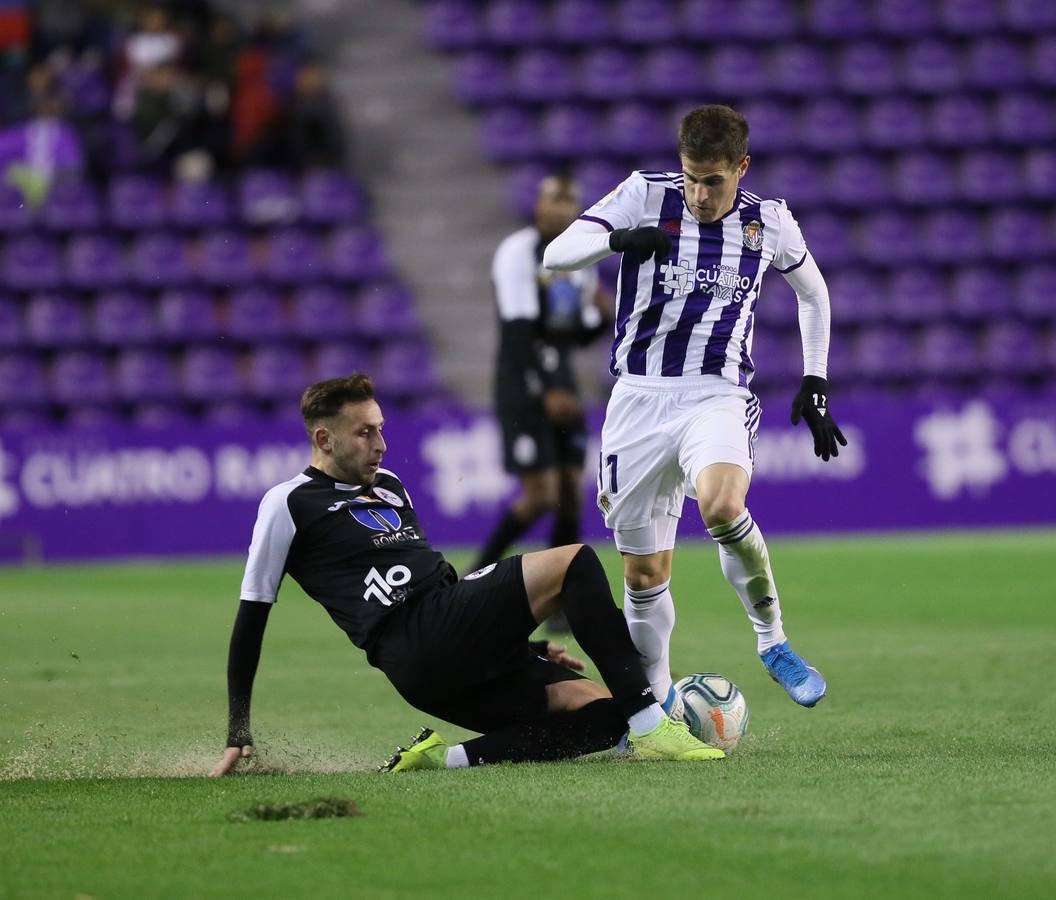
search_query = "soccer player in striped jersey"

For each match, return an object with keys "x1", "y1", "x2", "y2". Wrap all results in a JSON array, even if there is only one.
[{"x1": 543, "y1": 105, "x2": 846, "y2": 712}]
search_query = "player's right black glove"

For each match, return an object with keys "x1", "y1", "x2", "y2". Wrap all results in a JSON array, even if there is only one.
[
  {"x1": 609, "y1": 226, "x2": 672, "y2": 263},
  {"x1": 790, "y1": 375, "x2": 848, "y2": 462}
]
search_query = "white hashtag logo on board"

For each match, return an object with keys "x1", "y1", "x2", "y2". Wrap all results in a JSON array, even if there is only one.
[{"x1": 913, "y1": 402, "x2": 1007, "y2": 499}]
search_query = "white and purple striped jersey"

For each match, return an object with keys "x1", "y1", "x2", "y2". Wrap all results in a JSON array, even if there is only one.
[{"x1": 580, "y1": 171, "x2": 808, "y2": 386}]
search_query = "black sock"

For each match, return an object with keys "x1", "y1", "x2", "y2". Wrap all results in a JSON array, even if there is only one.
[
  {"x1": 461, "y1": 699, "x2": 626, "y2": 765},
  {"x1": 547, "y1": 510, "x2": 580, "y2": 549},
  {"x1": 472, "y1": 508, "x2": 534, "y2": 571},
  {"x1": 559, "y1": 546, "x2": 655, "y2": 719}
]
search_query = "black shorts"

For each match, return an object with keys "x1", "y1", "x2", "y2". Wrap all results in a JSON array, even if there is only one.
[
  {"x1": 499, "y1": 411, "x2": 588, "y2": 474},
  {"x1": 367, "y1": 556, "x2": 584, "y2": 733}
]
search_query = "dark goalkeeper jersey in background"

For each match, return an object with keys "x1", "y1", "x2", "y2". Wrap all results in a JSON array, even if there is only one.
[{"x1": 240, "y1": 465, "x2": 456, "y2": 648}]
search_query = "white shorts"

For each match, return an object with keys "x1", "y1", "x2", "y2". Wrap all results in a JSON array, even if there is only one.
[{"x1": 596, "y1": 374, "x2": 761, "y2": 555}]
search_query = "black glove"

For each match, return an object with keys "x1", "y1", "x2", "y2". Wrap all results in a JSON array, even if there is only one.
[
  {"x1": 790, "y1": 375, "x2": 847, "y2": 462},
  {"x1": 609, "y1": 226, "x2": 672, "y2": 263}
]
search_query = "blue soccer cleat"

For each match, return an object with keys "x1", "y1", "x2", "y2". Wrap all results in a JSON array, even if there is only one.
[{"x1": 760, "y1": 641, "x2": 827, "y2": 707}]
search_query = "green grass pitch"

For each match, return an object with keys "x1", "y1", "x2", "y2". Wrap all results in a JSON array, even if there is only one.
[{"x1": 2, "y1": 531, "x2": 1054, "y2": 900}]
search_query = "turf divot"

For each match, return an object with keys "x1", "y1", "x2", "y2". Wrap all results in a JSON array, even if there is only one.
[{"x1": 228, "y1": 797, "x2": 362, "y2": 822}]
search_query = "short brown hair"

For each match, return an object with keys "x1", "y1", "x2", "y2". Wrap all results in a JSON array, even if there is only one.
[
  {"x1": 301, "y1": 373, "x2": 375, "y2": 428},
  {"x1": 678, "y1": 105, "x2": 749, "y2": 165}
]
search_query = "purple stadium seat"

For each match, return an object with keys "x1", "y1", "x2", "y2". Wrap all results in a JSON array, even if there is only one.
[
  {"x1": 763, "y1": 157, "x2": 825, "y2": 209},
  {"x1": 301, "y1": 171, "x2": 367, "y2": 226},
  {"x1": 981, "y1": 322, "x2": 1044, "y2": 375},
  {"x1": 930, "y1": 96, "x2": 993, "y2": 147},
  {"x1": 581, "y1": 47, "x2": 641, "y2": 102},
  {"x1": 0, "y1": 183, "x2": 34, "y2": 233},
  {"x1": 827, "y1": 155, "x2": 889, "y2": 208},
  {"x1": 825, "y1": 270, "x2": 885, "y2": 325},
  {"x1": 26, "y1": 292, "x2": 89, "y2": 347},
  {"x1": 239, "y1": 169, "x2": 300, "y2": 226},
  {"x1": 806, "y1": 0, "x2": 871, "y2": 37},
  {"x1": 739, "y1": 100, "x2": 800, "y2": 153},
  {"x1": 864, "y1": 97, "x2": 929, "y2": 149},
  {"x1": 798, "y1": 212, "x2": 856, "y2": 267},
  {"x1": 968, "y1": 38, "x2": 1030, "y2": 89},
  {"x1": 682, "y1": 0, "x2": 737, "y2": 39},
  {"x1": 422, "y1": 0, "x2": 485, "y2": 51},
  {"x1": 989, "y1": 208, "x2": 1053, "y2": 262},
  {"x1": 312, "y1": 341, "x2": 374, "y2": 380},
  {"x1": 65, "y1": 406, "x2": 124, "y2": 430},
  {"x1": 892, "y1": 153, "x2": 958, "y2": 205},
  {"x1": 508, "y1": 162, "x2": 549, "y2": 218},
  {"x1": 41, "y1": 180, "x2": 102, "y2": 232},
  {"x1": 181, "y1": 346, "x2": 242, "y2": 401},
  {"x1": 939, "y1": 0, "x2": 1000, "y2": 34},
  {"x1": 226, "y1": 286, "x2": 287, "y2": 341},
  {"x1": 199, "y1": 230, "x2": 259, "y2": 286},
  {"x1": 873, "y1": 0, "x2": 938, "y2": 35},
  {"x1": 995, "y1": 93, "x2": 1056, "y2": 144},
  {"x1": 0, "y1": 295, "x2": 23, "y2": 348},
  {"x1": 485, "y1": 0, "x2": 549, "y2": 46},
  {"x1": 328, "y1": 226, "x2": 389, "y2": 282},
  {"x1": 1016, "y1": 265, "x2": 1056, "y2": 320},
  {"x1": 291, "y1": 284, "x2": 359, "y2": 338},
  {"x1": 51, "y1": 351, "x2": 114, "y2": 404},
  {"x1": 451, "y1": 52, "x2": 511, "y2": 106},
  {"x1": 2, "y1": 236, "x2": 63, "y2": 291},
  {"x1": 918, "y1": 325, "x2": 977, "y2": 378},
  {"x1": 131, "y1": 402, "x2": 193, "y2": 429},
  {"x1": 1024, "y1": 149, "x2": 1056, "y2": 199},
  {"x1": 94, "y1": 290, "x2": 157, "y2": 345},
  {"x1": 838, "y1": 43, "x2": 900, "y2": 96},
  {"x1": 903, "y1": 40, "x2": 962, "y2": 95},
  {"x1": 755, "y1": 278, "x2": 798, "y2": 329},
  {"x1": 66, "y1": 233, "x2": 127, "y2": 289},
  {"x1": 117, "y1": 348, "x2": 181, "y2": 401},
  {"x1": 266, "y1": 227, "x2": 326, "y2": 285},
  {"x1": 1034, "y1": 35, "x2": 1056, "y2": 86},
  {"x1": 0, "y1": 353, "x2": 48, "y2": 407},
  {"x1": 1006, "y1": 0, "x2": 1056, "y2": 30},
  {"x1": 552, "y1": 0, "x2": 614, "y2": 44},
  {"x1": 707, "y1": 46, "x2": 770, "y2": 98},
  {"x1": 480, "y1": 106, "x2": 541, "y2": 162},
  {"x1": 641, "y1": 47, "x2": 706, "y2": 100},
  {"x1": 858, "y1": 211, "x2": 922, "y2": 265},
  {"x1": 575, "y1": 160, "x2": 628, "y2": 207},
  {"x1": 158, "y1": 289, "x2": 219, "y2": 342},
  {"x1": 170, "y1": 180, "x2": 231, "y2": 229},
  {"x1": 61, "y1": 57, "x2": 111, "y2": 116},
  {"x1": 357, "y1": 282, "x2": 421, "y2": 338},
  {"x1": 854, "y1": 328, "x2": 917, "y2": 380},
  {"x1": 920, "y1": 210, "x2": 986, "y2": 263},
  {"x1": 800, "y1": 99, "x2": 861, "y2": 151},
  {"x1": 540, "y1": 106, "x2": 603, "y2": 159},
  {"x1": 129, "y1": 232, "x2": 193, "y2": 287},
  {"x1": 109, "y1": 175, "x2": 167, "y2": 230},
  {"x1": 511, "y1": 50, "x2": 576, "y2": 103},
  {"x1": 606, "y1": 103, "x2": 670, "y2": 156},
  {"x1": 950, "y1": 268, "x2": 1014, "y2": 321},
  {"x1": 770, "y1": 44, "x2": 832, "y2": 96},
  {"x1": 375, "y1": 341, "x2": 440, "y2": 398},
  {"x1": 887, "y1": 269, "x2": 948, "y2": 323},
  {"x1": 616, "y1": 0, "x2": 680, "y2": 44},
  {"x1": 959, "y1": 151, "x2": 1023, "y2": 204},
  {"x1": 247, "y1": 345, "x2": 308, "y2": 400}
]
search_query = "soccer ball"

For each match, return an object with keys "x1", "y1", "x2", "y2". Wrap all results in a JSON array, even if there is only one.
[{"x1": 674, "y1": 673, "x2": 749, "y2": 752}]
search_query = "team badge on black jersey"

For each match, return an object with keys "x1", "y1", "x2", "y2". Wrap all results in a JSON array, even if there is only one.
[
  {"x1": 742, "y1": 219, "x2": 764, "y2": 251},
  {"x1": 372, "y1": 486, "x2": 404, "y2": 507}
]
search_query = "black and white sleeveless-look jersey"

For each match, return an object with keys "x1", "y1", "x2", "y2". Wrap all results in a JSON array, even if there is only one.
[{"x1": 239, "y1": 465, "x2": 456, "y2": 648}]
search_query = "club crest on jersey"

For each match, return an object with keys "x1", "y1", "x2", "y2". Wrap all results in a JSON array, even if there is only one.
[
  {"x1": 350, "y1": 505, "x2": 402, "y2": 533},
  {"x1": 742, "y1": 219, "x2": 764, "y2": 251},
  {"x1": 372, "y1": 486, "x2": 404, "y2": 507}
]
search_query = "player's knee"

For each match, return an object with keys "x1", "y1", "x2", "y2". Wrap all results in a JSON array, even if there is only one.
[
  {"x1": 546, "y1": 678, "x2": 611, "y2": 712},
  {"x1": 699, "y1": 493, "x2": 746, "y2": 528},
  {"x1": 622, "y1": 555, "x2": 670, "y2": 590}
]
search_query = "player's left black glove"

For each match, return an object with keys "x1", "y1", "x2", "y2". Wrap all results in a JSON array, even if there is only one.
[{"x1": 790, "y1": 375, "x2": 847, "y2": 462}]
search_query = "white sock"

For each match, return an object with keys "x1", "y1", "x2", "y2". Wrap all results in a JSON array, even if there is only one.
[
  {"x1": 708, "y1": 510, "x2": 787, "y2": 653},
  {"x1": 445, "y1": 744, "x2": 469, "y2": 769},
  {"x1": 624, "y1": 580, "x2": 675, "y2": 702},
  {"x1": 627, "y1": 702, "x2": 664, "y2": 736}
]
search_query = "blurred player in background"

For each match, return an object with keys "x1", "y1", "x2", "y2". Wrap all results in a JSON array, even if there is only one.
[
  {"x1": 473, "y1": 175, "x2": 611, "y2": 632},
  {"x1": 210, "y1": 374, "x2": 723, "y2": 776},
  {"x1": 544, "y1": 105, "x2": 846, "y2": 715}
]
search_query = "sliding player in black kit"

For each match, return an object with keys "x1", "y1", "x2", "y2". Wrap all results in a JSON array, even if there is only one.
[{"x1": 210, "y1": 375, "x2": 722, "y2": 775}]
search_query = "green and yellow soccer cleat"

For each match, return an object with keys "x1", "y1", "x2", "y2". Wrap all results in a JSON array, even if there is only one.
[
  {"x1": 378, "y1": 727, "x2": 449, "y2": 772},
  {"x1": 629, "y1": 716, "x2": 726, "y2": 761}
]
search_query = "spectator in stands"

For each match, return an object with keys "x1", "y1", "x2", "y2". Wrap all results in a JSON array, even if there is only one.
[
  {"x1": 129, "y1": 61, "x2": 202, "y2": 172},
  {"x1": 472, "y1": 175, "x2": 611, "y2": 632},
  {"x1": 114, "y1": 4, "x2": 182, "y2": 119}
]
